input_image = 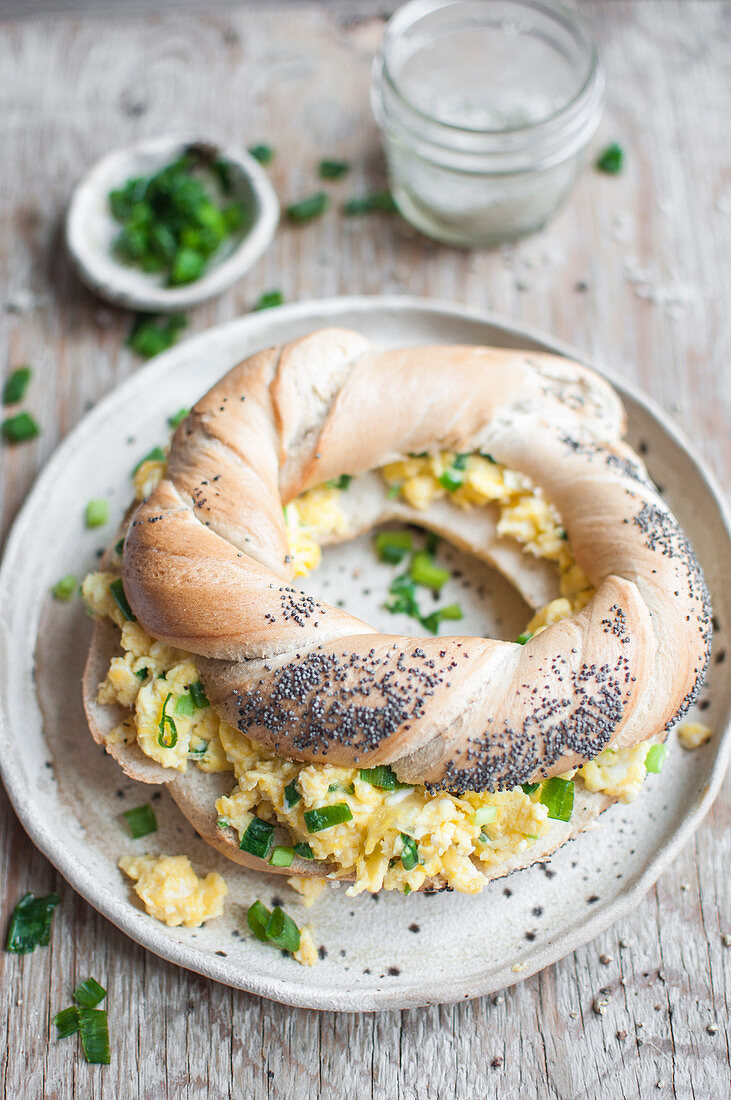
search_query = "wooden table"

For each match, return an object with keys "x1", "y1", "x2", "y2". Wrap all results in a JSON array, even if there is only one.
[{"x1": 1, "y1": 2, "x2": 729, "y2": 1097}]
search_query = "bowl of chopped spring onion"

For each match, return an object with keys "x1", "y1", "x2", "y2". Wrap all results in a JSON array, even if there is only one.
[{"x1": 65, "y1": 134, "x2": 280, "y2": 312}]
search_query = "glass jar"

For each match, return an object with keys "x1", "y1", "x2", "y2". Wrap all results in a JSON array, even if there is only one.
[{"x1": 371, "y1": 0, "x2": 605, "y2": 247}]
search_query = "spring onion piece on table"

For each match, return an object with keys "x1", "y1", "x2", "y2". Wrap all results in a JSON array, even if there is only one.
[
  {"x1": 247, "y1": 900, "x2": 271, "y2": 941},
  {"x1": 595, "y1": 142, "x2": 624, "y2": 175},
  {"x1": 52, "y1": 574, "x2": 77, "y2": 601},
  {"x1": 318, "y1": 159, "x2": 350, "y2": 180},
  {"x1": 5, "y1": 892, "x2": 60, "y2": 954},
  {"x1": 645, "y1": 743, "x2": 667, "y2": 773},
  {"x1": 239, "y1": 816, "x2": 275, "y2": 860},
  {"x1": 539, "y1": 777, "x2": 574, "y2": 821},
  {"x1": 85, "y1": 499, "x2": 109, "y2": 529},
  {"x1": 420, "y1": 603, "x2": 463, "y2": 635},
  {"x1": 304, "y1": 804, "x2": 353, "y2": 833},
  {"x1": 386, "y1": 574, "x2": 420, "y2": 618},
  {"x1": 157, "y1": 692, "x2": 178, "y2": 749},
  {"x1": 283, "y1": 779, "x2": 301, "y2": 809},
  {"x1": 410, "y1": 551, "x2": 449, "y2": 592},
  {"x1": 359, "y1": 765, "x2": 399, "y2": 790},
  {"x1": 265, "y1": 906, "x2": 301, "y2": 953},
  {"x1": 53, "y1": 1007, "x2": 80, "y2": 1038},
  {"x1": 2, "y1": 412, "x2": 40, "y2": 443},
  {"x1": 122, "y1": 803, "x2": 157, "y2": 839},
  {"x1": 515, "y1": 632, "x2": 533, "y2": 645},
  {"x1": 293, "y1": 842, "x2": 314, "y2": 860},
  {"x1": 248, "y1": 144, "x2": 275, "y2": 165},
  {"x1": 73, "y1": 977, "x2": 107, "y2": 1009},
  {"x1": 375, "y1": 530, "x2": 413, "y2": 564},
  {"x1": 168, "y1": 407, "x2": 190, "y2": 428},
  {"x1": 438, "y1": 453, "x2": 470, "y2": 492},
  {"x1": 343, "y1": 191, "x2": 397, "y2": 215},
  {"x1": 127, "y1": 314, "x2": 187, "y2": 359},
  {"x1": 109, "y1": 578, "x2": 135, "y2": 622},
  {"x1": 2, "y1": 366, "x2": 32, "y2": 405},
  {"x1": 270, "y1": 846, "x2": 295, "y2": 868},
  {"x1": 78, "y1": 1008, "x2": 110, "y2": 1064},
  {"x1": 253, "y1": 290, "x2": 284, "y2": 311},
  {"x1": 188, "y1": 681, "x2": 209, "y2": 709},
  {"x1": 132, "y1": 446, "x2": 165, "y2": 474},
  {"x1": 400, "y1": 834, "x2": 419, "y2": 871},
  {"x1": 286, "y1": 192, "x2": 329, "y2": 223}
]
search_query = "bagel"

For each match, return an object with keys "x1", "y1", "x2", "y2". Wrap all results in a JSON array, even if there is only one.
[{"x1": 82, "y1": 327, "x2": 711, "y2": 897}]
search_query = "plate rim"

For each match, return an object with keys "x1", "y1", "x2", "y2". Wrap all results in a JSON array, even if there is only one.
[{"x1": 0, "y1": 294, "x2": 729, "y2": 1012}]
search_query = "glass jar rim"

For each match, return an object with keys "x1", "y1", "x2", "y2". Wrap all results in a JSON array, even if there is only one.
[{"x1": 379, "y1": 0, "x2": 601, "y2": 139}]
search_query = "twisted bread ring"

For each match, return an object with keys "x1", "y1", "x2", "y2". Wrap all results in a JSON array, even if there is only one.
[{"x1": 122, "y1": 328, "x2": 711, "y2": 792}]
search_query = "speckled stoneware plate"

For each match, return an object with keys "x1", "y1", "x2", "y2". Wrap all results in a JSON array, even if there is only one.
[{"x1": 0, "y1": 297, "x2": 728, "y2": 1012}]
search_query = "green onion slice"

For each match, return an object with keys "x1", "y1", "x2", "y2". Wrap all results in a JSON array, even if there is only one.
[
  {"x1": 420, "y1": 603, "x2": 463, "y2": 635},
  {"x1": 122, "y1": 803, "x2": 157, "y2": 839},
  {"x1": 132, "y1": 446, "x2": 165, "y2": 474},
  {"x1": 53, "y1": 1006, "x2": 80, "y2": 1038},
  {"x1": 73, "y1": 977, "x2": 107, "y2": 1009},
  {"x1": 134, "y1": 667, "x2": 149, "y2": 680},
  {"x1": 358, "y1": 765, "x2": 399, "y2": 790},
  {"x1": 385, "y1": 482, "x2": 402, "y2": 500},
  {"x1": 325, "y1": 474, "x2": 353, "y2": 491},
  {"x1": 318, "y1": 159, "x2": 350, "y2": 180},
  {"x1": 410, "y1": 551, "x2": 449, "y2": 592},
  {"x1": 248, "y1": 144, "x2": 274, "y2": 165},
  {"x1": 85, "y1": 498, "x2": 109, "y2": 529},
  {"x1": 253, "y1": 290, "x2": 284, "y2": 311},
  {"x1": 78, "y1": 1008, "x2": 110, "y2": 1064},
  {"x1": 386, "y1": 574, "x2": 420, "y2": 618},
  {"x1": 188, "y1": 681, "x2": 209, "y2": 709},
  {"x1": 375, "y1": 530, "x2": 413, "y2": 564},
  {"x1": 52, "y1": 574, "x2": 77, "y2": 601},
  {"x1": 1, "y1": 411, "x2": 39, "y2": 443},
  {"x1": 157, "y1": 692, "x2": 178, "y2": 748},
  {"x1": 270, "y1": 846, "x2": 295, "y2": 868},
  {"x1": 239, "y1": 816, "x2": 275, "y2": 860},
  {"x1": 5, "y1": 892, "x2": 60, "y2": 954},
  {"x1": 515, "y1": 632, "x2": 533, "y2": 645},
  {"x1": 174, "y1": 693, "x2": 195, "y2": 716},
  {"x1": 2, "y1": 366, "x2": 32, "y2": 405},
  {"x1": 127, "y1": 314, "x2": 187, "y2": 360},
  {"x1": 109, "y1": 577, "x2": 135, "y2": 621},
  {"x1": 247, "y1": 900, "x2": 271, "y2": 941},
  {"x1": 521, "y1": 782, "x2": 540, "y2": 795},
  {"x1": 304, "y1": 803, "x2": 353, "y2": 833},
  {"x1": 265, "y1": 906, "x2": 301, "y2": 953},
  {"x1": 286, "y1": 192, "x2": 329, "y2": 223},
  {"x1": 438, "y1": 453, "x2": 470, "y2": 492},
  {"x1": 473, "y1": 806, "x2": 497, "y2": 827},
  {"x1": 645, "y1": 743, "x2": 667, "y2": 773},
  {"x1": 595, "y1": 142, "x2": 624, "y2": 175},
  {"x1": 283, "y1": 779, "x2": 301, "y2": 809},
  {"x1": 343, "y1": 191, "x2": 396, "y2": 215},
  {"x1": 403, "y1": 884, "x2": 412, "y2": 895},
  {"x1": 293, "y1": 842, "x2": 314, "y2": 860},
  {"x1": 400, "y1": 834, "x2": 418, "y2": 870},
  {"x1": 168, "y1": 406, "x2": 190, "y2": 428},
  {"x1": 539, "y1": 777, "x2": 574, "y2": 821}
]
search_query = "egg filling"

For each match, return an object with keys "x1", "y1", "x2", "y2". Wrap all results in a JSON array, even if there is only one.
[{"x1": 86, "y1": 451, "x2": 660, "y2": 897}]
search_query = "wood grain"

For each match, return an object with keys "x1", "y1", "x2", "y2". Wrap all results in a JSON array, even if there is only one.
[{"x1": 0, "y1": 3, "x2": 729, "y2": 1097}]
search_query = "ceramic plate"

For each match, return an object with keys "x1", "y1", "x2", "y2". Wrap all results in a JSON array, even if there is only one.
[{"x1": 0, "y1": 297, "x2": 728, "y2": 1012}]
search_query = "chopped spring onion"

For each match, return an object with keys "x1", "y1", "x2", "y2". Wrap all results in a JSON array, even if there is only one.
[
  {"x1": 400, "y1": 834, "x2": 418, "y2": 870},
  {"x1": 385, "y1": 482, "x2": 402, "y2": 500},
  {"x1": 403, "y1": 884, "x2": 412, "y2": 895},
  {"x1": 253, "y1": 290, "x2": 284, "y2": 312},
  {"x1": 343, "y1": 191, "x2": 396, "y2": 215},
  {"x1": 304, "y1": 803, "x2": 353, "y2": 833},
  {"x1": 239, "y1": 816, "x2": 275, "y2": 860},
  {"x1": 410, "y1": 551, "x2": 449, "y2": 592},
  {"x1": 188, "y1": 681, "x2": 209, "y2": 709},
  {"x1": 109, "y1": 577, "x2": 135, "y2": 621},
  {"x1": 52, "y1": 574, "x2": 77, "y2": 601},
  {"x1": 283, "y1": 779, "x2": 301, "y2": 809},
  {"x1": 286, "y1": 192, "x2": 329, "y2": 222},
  {"x1": 421, "y1": 603, "x2": 463, "y2": 635},
  {"x1": 85, "y1": 499, "x2": 109, "y2": 529},
  {"x1": 293, "y1": 842, "x2": 314, "y2": 860},
  {"x1": 248, "y1": 144, "x2": 274, "y2": 165},
  {"x1": 318, "y1": 159, "x2": 350, "y2": 180},
  {"x1": 157, "y1": 692, "x2": 178, "y2": 748},
  {"x1": 132, "y1": 446, "x2": 166, "y2": 474},
  {"x1": 2, "y1": 366, "x2": 32, "y2": 405},
  {"x1": 78, "y1": 1008, "x2": 110, "y2": 1064},
  {"x1": 171, "y1": 247, "x2": 205, "y2": 285},
  {"x1": 247, "y1": 900, "x2": 271, "y2": 941},
  {"x1": 122, "y1": 803, "x2": 157, "y2": 839},
  {"x1": 270, "y1": 846, "x2": 295, "y2": 868},
  {"x1": 1, "y1": 411, "x2": 39, "y2": 443},
  {"x1": 515, "y1": 632, "x2": 533, "y2": 645},
  {"x1": 595, "y1": 142, "x2": 624, "y2": 175},
  {"x1": 328, "y1": 781, "x2": 355, "y2": 794},
  {"x1": 134, "y1": 666, "x2": 149, "y2": 680},
  {"x1": 265, "y1": 906, "x2": 301, "y2": 953},
  {"x1": 5, "y1": 892, "x2": 60, "y2": 954},
  {"x1": 425, "y1": 531, "x2": 440, "y2": 555},
  {"x1": 168, "y1": 407, "x2": 189, "y2": 428},
  {"x1": 473, "y1": 806, "x2": 498, "y2": 827},
  {"x1": 127, "y1": 313, "x2": 187, "y2": 359},
  {"x1": 174, "y1": 693, "x2": 195, "y2": 716},
  {"x1": 480, "y1": 452, "x2": 497, "y2": 464},
  {"x1": 645, "y1": 743, "x2": 667, "y2": 773},
  {"x1": 438, "y1": 453, "x2": 470, "y2": 492},
  {"x1": 539, "y1": 777, "x2": 574, "y2": 821},
  {"x1": 115, "y1": 537, "x2": 125, "y2": 556},
  {"x1": 73, "y1": 977, "x2": 107, "y2": 1009},
  {"x1": 325, "y1": 474, "x2": 353, "y2": 491},
  {"x1": 359, "y1": 765, "x2": 399, "y2": 790},
  {"x1": 53, "y1": 1006, "x2": 80, "y2": 1038},
  {"x1": 375, "y1": 530, "x2": 413, "y2": 564},
  {"x1": 386, "y1": 574, "x2": 420, "y2": 617},
  {"x1": 521, "y1": 782, "x2": 540, "y2": 795}
]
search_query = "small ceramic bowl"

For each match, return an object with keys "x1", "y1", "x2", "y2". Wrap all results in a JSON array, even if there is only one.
[{"x1": 65, "y1": 134, "x2": 280, "y2": 312}]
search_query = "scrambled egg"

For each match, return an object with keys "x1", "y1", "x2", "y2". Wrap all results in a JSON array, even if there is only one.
[
  {"x1": 119, "y1": 854, "x2": 227, "y2": 927},
  {"x1": 677, "y1": 721, "x2": 712, "y2": 750},
  {"x1": 293, "y1": 927, "x2": 318, "y2": 966},
  {"x1": 87, "y1": 449, "x2": 655, "y2": 904}
]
